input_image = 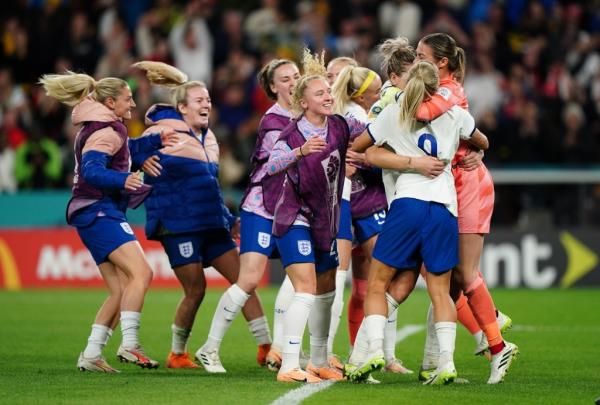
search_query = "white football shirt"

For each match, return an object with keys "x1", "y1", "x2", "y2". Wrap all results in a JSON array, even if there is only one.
[{"x1": 367, "y1": 102, "x2": 475, "y2": 216}]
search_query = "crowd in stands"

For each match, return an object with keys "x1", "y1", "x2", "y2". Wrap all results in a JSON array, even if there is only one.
[{"x1": 0, "y1": 0, "x2": 598, "y2": 225}]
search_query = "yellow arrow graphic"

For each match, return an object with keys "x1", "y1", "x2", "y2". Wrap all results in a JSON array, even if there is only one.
[
  {"x1": 559, "y1": 231, "x2": 598, "y2": 288},
  {"x1": 0, "y1": 238, "x2": 21, "y2": 290}
]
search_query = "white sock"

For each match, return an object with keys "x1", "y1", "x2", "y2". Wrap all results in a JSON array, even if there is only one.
[
  {"x1": 204, "y1": 284, "x2": 250, "y2": 351},
  {"x1": 327, "y1": 270, "x2": 347, "y2": 355},
  {"x1": 280, "y1": 292, "x2": 315, "y2": 373},
  {"x1": 473, "y1": 330, "x2": 484, "y2": 344},
  {"x1": 248, "y1": 316, "x2": 272, "y2": 345},
  {"x1": 83, "y1": 324, "x2": 110, "y2": 358},
  {"x1": 105, "y1": 328, "x2": 113, "y2": 345},
  {"x1": 435, "y1": 321, "x2": 456, "y2": 367},
  {"x1": 120, "y1": 311, "x2": 141, "y2": 349},
  {"x1": 422, "y1": 304, "x2": 439, "y2": 369},
  {"x1": 365, "y1": 314, "x2": 387, "y2": 356},
  {"x1": 272, "y1": 276, "x2": 295, "y2": 351},
  {"x1": 171, "y1": 324, "x2": 191, "y2": 354},
  {"x1": 308, "y1": 291, "x2": 335, "y2": 367},
  {"x1": 384, "y1": 293, "x2": 399, "y2": 362},
  {"x1": 348, "y1": 319, "x2": 368, "y2": 365}
]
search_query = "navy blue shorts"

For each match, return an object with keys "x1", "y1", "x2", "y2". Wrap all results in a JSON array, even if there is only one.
[
  {"x1": 354, "y1": 208, "x2": 386, "y2": 244},
  {"x1": 275, "y1": 226, "x2": 338, "y2": 273},
  {"x1": 239, "y1": 209, "x2": 278, "y2": 257},
  {"x1": 161, "y1": 229, "x2": 237, "y2": 268},
  {"x1": 372, "y1": 198, "x2": 458, "y2": 273},
  {"x1": 337, "y1": 199, "x2": 353, "y2": 241},
  {"x1": 76, "y1": 215, "x2": 138, "y2": 265}
]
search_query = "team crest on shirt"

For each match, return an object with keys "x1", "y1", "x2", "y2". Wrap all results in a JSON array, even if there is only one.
[
  {"x1": 437, "y1": 87, "x2": 451, "y2": 100},
  {"x1": 120, "y1": 222, "x2": 134, "y2": 235},
  {"x1": 179, "y1": 241, "x2": 194, "y2": 258},
  {"x1": 257, "y1": 232, "x2": 271, "y2": 248},
  {"x1": 351, "y1": 172, "x2": 366, "y2": 194},
  {"x1": 297, "y1": 240, "x2": 312, "y2": 256}
]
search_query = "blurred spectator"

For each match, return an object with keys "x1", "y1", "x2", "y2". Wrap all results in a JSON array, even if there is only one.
[
  {"x1": 26, "y1": 1, "x2": 69, "y2": 81},
  {"x1": 0, "y1": 17, "x2": 29, "y2": 83},
  {"x1": 504, "y1": 100, "x2": 556, "y2": 163},
  {"x1": 14, "y1": 130, "x2": 62, "y2": 189},
  {"x1": 61, "y1": 12, "x2": 101, "y2": 75},
  {"x1": 169, "y1": 0, "x2": 214, "y2": 84},
  {"x1": 378, "y1": 0, "x2": 421, "y2": 44},
  {"x1": 464, "y1": 53, "x2": 504, "y2": 121},
  {"x1": 557, "y1": 102, "x2": 597, "y2": 164},
  {"x1": 421, "y1": 0, "x2": 471, "y2": 47},
  {"x1": 213, "y1": 9, "x2": 254, "y2": 67},
  {"x1": 244, "y1": 0, "x2": 280, "y2": 49},
  {"x1": 135, "y1": 0, "x2": 180, "y2": 61},
  {"x1": 0, "y1": 130, "x2": 16, "y2": 193},
  {"x1": 1, "y1": 108, "x2": 27, "y2": 149},
  {"x1": 0, "y1": 67, "x2": 28, "y2": 116},
  {"x1": 218, "y1": 143, "x2": 246, "y2": 188},
  {"x1": 30, "y1": 86, "x2": 68, "y2": 146}
]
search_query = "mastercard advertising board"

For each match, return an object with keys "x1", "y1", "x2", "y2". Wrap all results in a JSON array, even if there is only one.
[{"x1": 0, "y1": 228, "x2": 268, "y2": 290}]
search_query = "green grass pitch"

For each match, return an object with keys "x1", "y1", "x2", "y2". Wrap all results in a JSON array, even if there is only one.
[{"x1": 0, "y1": 287, "x2": 598, "y2": 404}]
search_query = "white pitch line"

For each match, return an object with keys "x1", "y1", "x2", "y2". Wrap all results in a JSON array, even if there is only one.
[
  {"x1": 511, "y1": 324, "x2": 600, "y2": 333},
  {"x1": 270, "y1": 380, "x2": 336, "y2": 405},
  {"x1": 396, "y1": 324, "x2": 425, "y2": 343},
  {"x1": 270, "y1": 324, "x2": 425, "y2": 405}
]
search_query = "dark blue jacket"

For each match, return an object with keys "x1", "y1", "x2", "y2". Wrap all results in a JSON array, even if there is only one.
[{"x1": 129, "y1": 104, "x2": 236, "y2": 240}]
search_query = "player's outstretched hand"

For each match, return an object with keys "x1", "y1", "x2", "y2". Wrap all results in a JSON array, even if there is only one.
[
  {"x1": 346, "y1": 150, "x2": 368, "y2": 167},
  {"x1": 458, "y1": 149, "x2": 484, "y2": 171},
  {"x1": 412, "y1": 156, "x2": 445, "y2": 178},
  {"x1": 160, "y1": 129, "x2": 179, "y2": 148},
  {"x1": 125, "y1": 171, "x2": 144, "y2": 190},
  {"x1": 142, "y1": 155, "x2": 162, "y2": 177}
]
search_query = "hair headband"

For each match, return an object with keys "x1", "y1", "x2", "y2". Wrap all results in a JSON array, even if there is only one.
[{"x1": 352, "y1": 70, "x2": 376, "y2": 98}]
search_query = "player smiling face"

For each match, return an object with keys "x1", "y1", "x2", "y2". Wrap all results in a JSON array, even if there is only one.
[
  {"x1": 179, "y1": 85, "x2": 211, "y2": 131},
  {"x1": 270, "y1": 63, "x2": 301, "y2": 109},
  {"x1": 106, "y1": 85, "x2": 135, "y2": 120},
  {"x1": 300, "y1": 78, "x2": 334, "y2": 118}
]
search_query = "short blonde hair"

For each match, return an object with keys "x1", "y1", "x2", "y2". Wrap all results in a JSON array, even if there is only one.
[
  {"x1": 39, "y1": 71, "x2": 127, "y2": 107},
  {"x1": 377, "y1": 37, "x2": 416, "y2": 79}
]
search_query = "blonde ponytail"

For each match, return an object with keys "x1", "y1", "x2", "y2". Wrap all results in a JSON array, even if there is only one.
[
  {"x1": 38, "y1": 71, "x2": 97, "y2": 107},
  {"x1": 331, "y1": 65, "x2": 377, "y2": 115},
  {"x1": 132, "y1": 61, "x2": 188, "y2": 87},
  {"x1": 399, "y1": 61, "x2": 439, "y2": 130},
  {"x1": 39, "y1": 71, "x2": 128, "y2": 107},
  {"x1": 132, "y1": 60, "x2": 206, "y2": 112}
]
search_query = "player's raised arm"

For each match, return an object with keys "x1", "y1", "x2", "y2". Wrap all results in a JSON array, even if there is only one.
[{"x1": 467, "y1": 129, "x2": 489, "y2": 151}]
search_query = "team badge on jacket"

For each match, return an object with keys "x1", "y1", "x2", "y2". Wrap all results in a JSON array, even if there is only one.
[
  {"x1": 179, "y1": 242, "x2": 194, "y2": 258},
  {"x1": 298, "y1": 240, "x2": 312, "y2": 256},
  {"x1": 258, "y1": 232, "x2": 271, "y2": 248},
  {"x1": 120, "y1": 222, "x2": 134, "y2": 235}
]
